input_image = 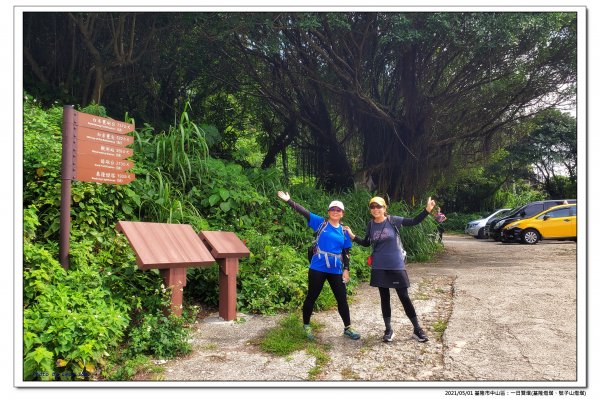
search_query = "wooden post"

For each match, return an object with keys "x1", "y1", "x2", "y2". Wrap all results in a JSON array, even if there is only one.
[
  {"x1": 160, "y1": 268, "x2": 187, "y2": 317},
  {"x1": 199, "y1": 231, "x2": 250, "y2": 322},
  {"x1": 217, "y1": 258, "x2": 239, "y2": 321},
  {"x1": 59, "y1": 105, "x2": 75, "y2": 269}
]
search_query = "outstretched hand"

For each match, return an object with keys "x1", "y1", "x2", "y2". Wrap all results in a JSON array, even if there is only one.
[
  {"x1": 426, "y1": 197, "x2": 436, "y2": 213},
  {"x1": 343, "y1": 225, "x2": 355, "y2": 240},
  {"x1": 277, "y1": 191, "x2": 290, "y2": 202}
]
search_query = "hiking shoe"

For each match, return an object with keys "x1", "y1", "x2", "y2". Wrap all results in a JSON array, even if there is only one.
[
  {"x1": 383, "y1": 329, "x2": 395, "y2": 342},
  {"x1": 412, "y1": 328, "x2": 429, "y2": 342},
  {"x1": 343, "y1": 327, "x2": 361, "y2": 340},
  {"x1": 304, "y1": 324, "x2": 315, "y2": 340}
]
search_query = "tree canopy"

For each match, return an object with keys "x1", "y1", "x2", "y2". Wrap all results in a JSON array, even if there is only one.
[{"x1": 23, "y1": 11, "x2": 577, "y2": 201}]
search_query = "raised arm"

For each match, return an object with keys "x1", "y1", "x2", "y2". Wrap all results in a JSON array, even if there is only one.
[
  {"x1": 401, "y1": 197, "x2": 436, "y2": 226},
  {"x1": 277, "y1": 191, "x2": 310, "y2": 220},
  {"x1": 343, "y1": 225, "x2": 371, "y2": 247},
  {"x1": 400, "y1": 209, "x2": 430, "y2": 226}
]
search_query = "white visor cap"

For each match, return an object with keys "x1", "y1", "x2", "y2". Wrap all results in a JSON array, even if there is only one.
[{"x1": 328, "y1": 200, "x2": 345, "y2": 211}]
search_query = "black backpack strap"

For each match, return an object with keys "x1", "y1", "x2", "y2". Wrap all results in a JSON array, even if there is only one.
[
  {"x1": 388, "y1": 216, "x2": 407, "y2": 261},
  {"x1": 314, "y1": 220, "x2": 328, "y2": 240},
  {"x1": 388, "y1": 216, "x2": 401, "y2": 236}
]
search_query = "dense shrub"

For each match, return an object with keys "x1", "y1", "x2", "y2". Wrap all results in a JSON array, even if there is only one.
[
  {"x1": 22, "y1": 96, "x2": 442, "y2": 380},
  {"x1": 23, "y1": 241, "x2": 130, "y2": 380}
]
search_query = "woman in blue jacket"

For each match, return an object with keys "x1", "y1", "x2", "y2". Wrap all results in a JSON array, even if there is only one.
[
  {"x1": 344, "y1": 196, "x2": 436, "y2": 343},
  {"x1": 277, "y1": 191, "x2": 360, "y2": 341}
]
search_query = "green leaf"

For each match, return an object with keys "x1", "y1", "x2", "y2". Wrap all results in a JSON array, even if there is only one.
[
  {"x1": 32, "y1": 346, "x2": 53, "y2": 363},
  {"x1": 208, "y1": 194, "x2": 221, "y2": 206},
  {"x1": 240, "y1": 215, "x2": 252, "y2": 226},
  {"x1": 218, "y1": 188, "x2": 230, "y2": 201},
  {"x1": 122, "y1": 204, "x2": 133, "y2": 215}
]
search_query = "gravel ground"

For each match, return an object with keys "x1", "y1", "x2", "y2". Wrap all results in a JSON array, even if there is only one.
[{"x1": 158, "y1": 234, "x2": 578, "y2": 386}]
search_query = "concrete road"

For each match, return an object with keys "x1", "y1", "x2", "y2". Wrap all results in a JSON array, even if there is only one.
[
  {"x1": 161, "y1": 234, "x2": 582, "y2": 388},
  {"x1": 430, "y1": 235, "x2": 578, "y2": 382}
]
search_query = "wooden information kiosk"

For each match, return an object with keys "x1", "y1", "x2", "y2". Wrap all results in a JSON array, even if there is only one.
[{"x1": 116, "y1": 221, "x2": 250, "y2": 320}]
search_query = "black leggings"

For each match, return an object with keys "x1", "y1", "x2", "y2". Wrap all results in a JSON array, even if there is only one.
[
  {"x1": 378, "y1": 287, "x2": 417, "y2": 319},
  {"x1": 303, "y1": 268, "x2": 351, "y2": 326}
]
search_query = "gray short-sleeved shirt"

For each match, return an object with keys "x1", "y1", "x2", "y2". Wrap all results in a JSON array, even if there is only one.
[{"x1": 369, "y1": 216, "x2": 406, "y2": 270}]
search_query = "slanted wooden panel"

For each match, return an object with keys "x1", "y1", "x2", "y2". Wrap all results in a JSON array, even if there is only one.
[
  {"x1": 199, "y1": 231, "x2": 250, "y2": 258},
  {"x1": 116, "y1": 221, "x2": 215, "y2": 269}
]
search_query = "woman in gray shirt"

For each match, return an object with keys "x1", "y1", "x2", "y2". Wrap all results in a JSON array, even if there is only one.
[{"x1": 344, "y1": 196, "x2": 436, "y2": 343}]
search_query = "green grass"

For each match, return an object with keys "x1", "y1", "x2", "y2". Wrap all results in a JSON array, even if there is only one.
[
  {"x1": 103, "y1": 355, "x2": 164, "y2": 381},
  {"x1": 431, "y1": 320, "x2": 448, "y2": 339},
  {"x1": 259, "y1": 313, "x2": 316, "y2": 355},
  {"x1": 201, "y1": 343, "x2": 218, "y2": 350},
  {"x1": 257, "y1": 313, "x2": 331, "y2": 379},
  {"x1": 340, "y1": 366, "x2": 360, "y2": 380},
  {"x1": 306, "y1": 345, "x2": 331, "y2": 380}
]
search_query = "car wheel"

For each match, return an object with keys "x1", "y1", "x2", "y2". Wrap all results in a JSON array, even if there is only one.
[
  {"x1": 522, "y1": 229, "x2": 540, "y2": 245},
  {"x1": 476, "y1": 228, "x2": 485, "y2": 239}
]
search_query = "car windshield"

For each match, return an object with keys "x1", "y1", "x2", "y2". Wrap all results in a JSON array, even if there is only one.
[
  {"x1": 485, "y1": 207, "x2": 519, "y2": 225},
  {"x1": 505, "y1": 206, "x2": 525, "y2": 218},
  {"x1": 495, "y1": 209, "x2": 512, "y2": 217}
]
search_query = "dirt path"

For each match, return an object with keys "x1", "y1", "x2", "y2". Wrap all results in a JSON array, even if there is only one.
[{"x1": 159, "y1": 234, "x2": 577, "y2": 384}]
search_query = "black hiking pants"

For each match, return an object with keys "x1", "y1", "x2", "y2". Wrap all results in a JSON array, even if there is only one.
[{"x1": 303, "y1": 268, "x2": 351, "y2": 327}]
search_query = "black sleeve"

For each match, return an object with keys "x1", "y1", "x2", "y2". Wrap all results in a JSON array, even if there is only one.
[
  {"x1": 400, "y1": 209, "x2": 430, "y2": 227},
  {"x1": 352, "y1": 222, "x2": 372, "y2": 247},
  {"x1": 286, "y1": 199, "x2": 310, "y2": 220},
  {"x1": 342, "y1": 247, "x2": 350, "y2": 271}
]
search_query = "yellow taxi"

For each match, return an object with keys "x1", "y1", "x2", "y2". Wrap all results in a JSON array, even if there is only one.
[{"x1": 501, "y1": 204, "x2": 576, "y2": 244}]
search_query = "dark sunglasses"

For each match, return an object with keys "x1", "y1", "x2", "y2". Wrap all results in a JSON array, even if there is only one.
[
  {"x1": 329, "y1": 207, "x2": 343, "y2": 212},
  {"x1": 369, "y1": 204, "x2": 384, "y2": 209}
]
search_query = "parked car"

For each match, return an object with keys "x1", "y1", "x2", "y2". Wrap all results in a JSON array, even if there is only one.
[
  {"x1": 501, "y1": 204, "x2": 577, "y2": 244},
  {"x1": 483, "y1": 206, "x2": 520, "y2": 239},
  {"x1": 488, "y1": 199, "x2": 577, "y2": 241},
  {"x1": 465, "y1": 208, "x2": 511, "y2": 238}
]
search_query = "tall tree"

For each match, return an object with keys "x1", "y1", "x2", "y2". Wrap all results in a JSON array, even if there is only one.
[
  {"x1": 508, "y1": 109, "x2": 577, "y2": 193},
  {"x1": 23, "y1": 12, "x2": 577, "y2": 200},
  {"x1": 23, "y1": 12, "x2": 192, "y2": 127},
  {"x1": 193, "y1": 12, "x2": 576, "y2": 199}
]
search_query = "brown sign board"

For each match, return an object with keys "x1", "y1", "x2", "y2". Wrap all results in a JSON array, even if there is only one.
[
  {"x1": 199, "y1": 231, "x2": 251, "y2": 259},
  {"x1": 76, "y1": 153, "x2": 134, "y2": 172},
  {"x1": 76, "y1": 111, "x2": 135, "y2": 134},
  {"x1": 76, "y1": 139, "x2": 134, "y2": 159},
  {"x1": 75, "y1": 167, "x2": 135, "y2": 185},
  {"x1": 115, "y1": 221, "x2": 216, "y2": 270},
  {"x1": 77, "y1": 126, "x2": 134, "y2": 147}
]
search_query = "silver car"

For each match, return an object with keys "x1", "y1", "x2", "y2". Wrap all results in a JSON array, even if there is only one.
[{"x1": 465, "y1": 208, "x2": 511, "y2": 239}]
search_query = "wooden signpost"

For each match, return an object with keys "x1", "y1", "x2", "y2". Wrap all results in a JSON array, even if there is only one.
[
  {"x1": 59, "y1": 107, "x2": 250, "y2": 319},
  {"x1": 73, "y1": 121, "x2": 135, "y2": 184},
  {"x1": 60, "y1": 105, "x2": 135, "y2": 269},
  {"x1": 76, "y1": 140, "x2": 134, "y2": 159}
]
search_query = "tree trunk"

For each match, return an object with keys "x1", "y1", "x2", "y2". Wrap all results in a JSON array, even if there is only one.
[{"x1": 261, "y1": 118, "x2": 297, "y2": 168}]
